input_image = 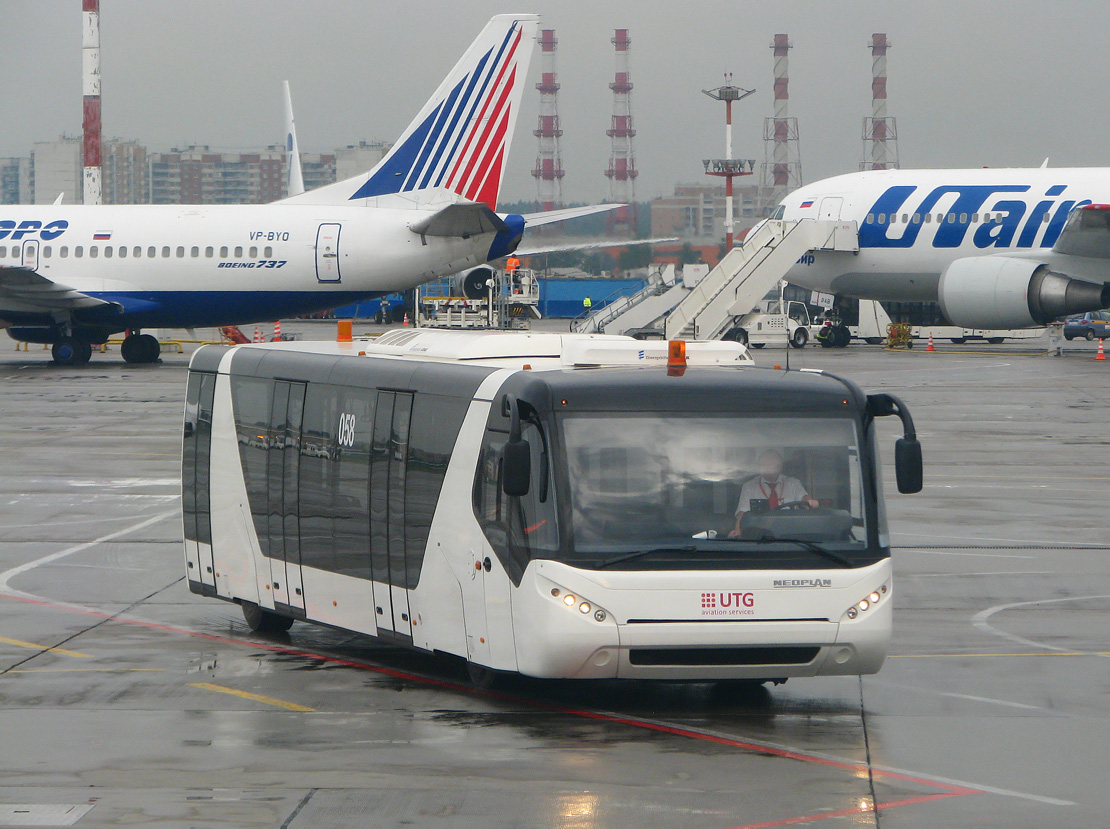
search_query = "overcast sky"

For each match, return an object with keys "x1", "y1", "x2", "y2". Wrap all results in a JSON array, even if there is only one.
[{"x1": 4, "y1": 1, "x2": 1110, "y2": 203}]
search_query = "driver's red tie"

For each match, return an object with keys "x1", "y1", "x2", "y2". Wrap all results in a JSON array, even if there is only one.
[{"x1": 762, "y1": 481, "x2": 780, "y2": 509}]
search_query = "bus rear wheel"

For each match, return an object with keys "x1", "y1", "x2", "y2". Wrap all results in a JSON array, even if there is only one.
[{"x1": 241, "y1": 601, "x2": 294, "y2": 633}]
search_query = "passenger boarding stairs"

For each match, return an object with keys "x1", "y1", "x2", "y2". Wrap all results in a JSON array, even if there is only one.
[
  {"x1": 571, "y1": 264, "x2": 685, "y2": 335},
  {"x1": 664, "y1": 218, "x2": 857, "y2": 341}
]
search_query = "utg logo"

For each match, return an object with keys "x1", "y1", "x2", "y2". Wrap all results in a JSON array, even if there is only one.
[{"x1": 700, "y1": 591, "x2": 755, "y2": 613}]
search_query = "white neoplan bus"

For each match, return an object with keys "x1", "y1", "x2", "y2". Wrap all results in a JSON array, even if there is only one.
[{"x1": 182, "y1": 330, "x2": 922, "y2": 684}]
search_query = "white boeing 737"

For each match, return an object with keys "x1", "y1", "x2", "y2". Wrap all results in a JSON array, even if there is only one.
[
  {"x1": 777, "y1": 167, "x2": 1110, "y2": 341},
  {"x1": 0, "y1": 14, "x2": 601, "y2": 365}
]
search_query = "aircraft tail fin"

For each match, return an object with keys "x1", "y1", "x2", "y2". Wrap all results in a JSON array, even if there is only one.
[
  {"x1": 283, "y1": 81, "x2": 305, "y2": 197},
  {"x1": 281, "y1": 14, "x2": 538, "y2": 209}
]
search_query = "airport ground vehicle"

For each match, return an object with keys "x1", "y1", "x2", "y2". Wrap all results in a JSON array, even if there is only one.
[
  {"x1": 726, "y1": 300, "x2": 815, "y2": 349},
  {"x1": 182, "y1": 330, "x2": 922, "y2": 683},
  {"x1": 1063, "y1": 310, "x2": 1110, "y2": 340}
]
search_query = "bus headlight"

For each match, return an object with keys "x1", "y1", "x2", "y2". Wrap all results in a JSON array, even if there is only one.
[
  {"x1": 563, "y1": 594, "x2": 576, "y2": 607},
  {"x1": 844, "y1": 585, "x2": 887, "y2": 620},
  {"x1": 549, "y1": 584, "x2": 609, "y2": 622}
]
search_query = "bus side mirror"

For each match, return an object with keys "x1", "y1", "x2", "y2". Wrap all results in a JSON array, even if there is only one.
[
  {"x1": 895, "y1": 437, "x2": 923, "y2": 494},
  {"x1": 503, "y1": 438, "x2": 532, "y2": 497}
]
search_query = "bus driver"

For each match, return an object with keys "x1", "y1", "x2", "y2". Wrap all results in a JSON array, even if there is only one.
[{"x1": 728, "y1": 449, "x2": 819, "y2": 538}]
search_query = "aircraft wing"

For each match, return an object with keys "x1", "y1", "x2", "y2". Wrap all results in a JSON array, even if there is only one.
[
  {"x1": 522, "y1": 204, "x2": 624, "y2": 227},
  {"x1": 0, "y1": 266, "x2": 117, "y2": 317},
  {"x1": 1052, "y1": 204, "x2": 1110, "y2": 259}
]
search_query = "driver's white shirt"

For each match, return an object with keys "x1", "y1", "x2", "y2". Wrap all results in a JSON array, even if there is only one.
[{"x1": 735, "y1": 475, "x2": 810, "y2": 514}]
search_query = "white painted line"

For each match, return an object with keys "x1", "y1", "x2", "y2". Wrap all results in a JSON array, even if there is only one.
[
  {"x1": 972, "y1": 595, "x2": 1110, "y2": 659},
  {"x1": 902, "y1": 571, "x2": 1053, "y2": 578},
  {"x1": 899, "y1": 550, "x2": 1036, "y2": 559},
  {"x1": 0, "y1": 509, "x2": 178, "y2": 599}
]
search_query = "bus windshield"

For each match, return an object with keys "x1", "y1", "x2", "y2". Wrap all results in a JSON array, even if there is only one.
[{"x1": 557, "y1": 414, "x2": 876, "y2": 569}]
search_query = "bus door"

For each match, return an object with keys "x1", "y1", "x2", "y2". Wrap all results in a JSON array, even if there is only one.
[
  {"x1": 183, "y1": 372, "x2": 216, "y2": 589},
  {"x1": 369, "y1": 390, "x2": 413, "y2": 638},
  {"x1": 315, "y1": 223, "x2": 342, "y2": 283},
  {"x1": 267, "y1": 380, "x2": 307, "y2": 614}
]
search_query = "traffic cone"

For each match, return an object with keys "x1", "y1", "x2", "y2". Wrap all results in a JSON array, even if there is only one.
[
  {"x1": 253, "y1": 325, "x2": 262, "y2": 343},
  {"x1": 1097, "y1": 338, "x2": 1106, "y2": 361},
  {"x1": 402, "y1": 311, "x2": 410, "y2": 327},
  {"x1": 272, "y1": 320, "x2": 281, "y2": 342},
  {"x1": 926, "y1": 332, "x2": 935, "y2": 352}
]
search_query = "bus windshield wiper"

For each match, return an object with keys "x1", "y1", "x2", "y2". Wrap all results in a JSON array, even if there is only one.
[
  {"x1": 595, "y1": 545, "x2": 697, "y2": 569},
  {"x1": 752, "y1": 537, "x2": 854, "y2": 569}
]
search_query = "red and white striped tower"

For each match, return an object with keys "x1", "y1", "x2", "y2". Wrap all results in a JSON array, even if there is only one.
[
  {"x1": 703, "y1": 75, "x2": 755, "y2": 250},
  {"x1": 532, "y1": 30, "x2": 564, "y2": 216},
  {"x1": 861, "y1": 33, "x2": 899, "y2": 171},
  {"x1": 762, "y1": 34, "x2": 802, "y2": 213},
  {"x1": 604, "y1": 29, "x2": 638, "y2": 238},
  {"x1": 82, "y1": 0, "x2": 102, "y2": 205}
]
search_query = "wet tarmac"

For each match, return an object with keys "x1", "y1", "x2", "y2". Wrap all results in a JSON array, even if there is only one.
[{"x1": 1, "y1": 324, "x2": 1107, "y2": 828}]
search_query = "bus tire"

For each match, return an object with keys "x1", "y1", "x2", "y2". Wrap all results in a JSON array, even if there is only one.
[
  {"x1": 950, "y1": 337, "x2": 967, "y2": 344},
  {"x1": 242, "y1": 601, "x2": 294, "y2": 633},
  {"x1": 986, "y1": 337, "x2": 1005, "y2": 344},
  {"x1": 865, "y1": 337, "x2": 883, "y2": 346}
]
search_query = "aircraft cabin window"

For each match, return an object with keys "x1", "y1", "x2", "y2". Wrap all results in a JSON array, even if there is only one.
[
  {"x1": 249, "y1": 246, "x2": 258, "y2": 258},
  {"x1": 1043, "y1": 212, "x2": 1051, "y2": 223},
  {"x1": 902, "y1": 214, "x2": 908, "y2": 223},
  {"x1": 190, "y1": 246, "x2": 199, "y2": 257},
  {"x1": 0, "y1": 247, "x2": 6, "y2": 258},
  {"x1": 234, "y1": 246, "x2": 243, "y2": 258},
  {"x1": 43, "y1": 247, "x2": 51, "y2": 258},
  {"x1": 119, "y1": 247, "x2": 127, "y2": 258},
  {"x1": 161, "y1": 246, "x2": 170, "y2": 258},
  {"x1": 205, "y1": 246, "x2": 214, "y2": 258},
  {"x1": 959, "y1": 213, "x2": 967, "y2": 223},
  {"x1": 176, "y1": 246, "x2": 185, "y2": 258},
  {"x1": 912, "y1": 213, "x2": 921, "y2": 224},
  {"x1": 877, "y1": 213, "x2": 885, "y2": 224},
  {"x1": 264, "y1": 246, "x2": 272, "y2": 257},
  {"x1": 104, "y1": 247, "x2": 113, "y2": 259},
  {"x1": 60, "y1": 247, "x2": 68, "y2": 258},
  {"x1": 75, "y1": 246, "x2": 84, "y2": 258},
  {"x1": 219, "y1": 246, "x2": 228, "y2": 257},
  {"x1": 866, "y1": 213, "x2": 874, "y2": 223},
  {"x1": 133, "y1": 246, "x2": 141, "y2": 257},
  {"x1": 972, "y1": 214, "x2": 978, "y2": 223},
  {"x1": 924, "y1": 214, "x2": 931, "y2": 223},
  {"x1": 147, "y1": 246, "x2": 155, "y2": 257},
  {"x1": 90, "y1": 246, "x2": 99, "y2": 258}
]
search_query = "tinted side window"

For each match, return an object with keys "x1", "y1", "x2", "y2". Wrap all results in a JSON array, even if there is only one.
[
  {"x1": 230, "y1": 376, "x2": 273, "y2": 555},
  {"x1": 333, "y1": 388, "x2": 375, "y2": 579},
  {"x1": 300, "y1": 383, "x2": 338, "y2": 573}
]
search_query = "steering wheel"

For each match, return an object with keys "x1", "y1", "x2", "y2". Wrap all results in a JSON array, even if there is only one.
[{"x1": 773, "y1": 500, "x2": 813, "y2": 511}]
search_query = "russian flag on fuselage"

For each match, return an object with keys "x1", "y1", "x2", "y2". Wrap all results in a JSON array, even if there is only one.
[{"x1": 350, "y1": 15, "x2": 538, "y2": 210}]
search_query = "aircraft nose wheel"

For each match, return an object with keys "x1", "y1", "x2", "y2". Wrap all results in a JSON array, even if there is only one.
[
  {"x1": 121, "y1": 333, "x2": 162, "y2": 364},
  {"x1": 51, "y1": 337, "x2": 92, "y2": 366}
]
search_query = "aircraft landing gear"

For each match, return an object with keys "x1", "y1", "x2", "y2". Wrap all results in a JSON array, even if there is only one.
[
  {"x1": 121, "y1": 333, "x2": 161, "y2": 364},
  {"x1": 51, "y1": 337, "x2": 93, "y2": 366}
]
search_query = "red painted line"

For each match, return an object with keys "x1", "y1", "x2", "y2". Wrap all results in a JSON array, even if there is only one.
[
  {"x1": 2, "y1": 591, "x2": 983, "y2": 824},
  {"x1": 724, "y1": 792, "x2": 969, "y2": 829}
]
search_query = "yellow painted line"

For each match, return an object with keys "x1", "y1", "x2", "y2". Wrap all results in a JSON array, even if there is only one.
[
  {"x1": 891, "y1": 651, "x2": 1110, "y2": 659},
  {"x1": 7, "y1": 667, "x2": 164, "y2": 673},
  {"x1": 0, "y1": 635, "x2": 92, "y2": 658},
  {"x1": 188, "y1": 682, "x2": 315, "y2": 712}
]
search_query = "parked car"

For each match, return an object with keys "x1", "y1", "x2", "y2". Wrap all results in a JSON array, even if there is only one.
[{"x1": 1063, "y1": 310, "x2": 1110, "y2": 341}]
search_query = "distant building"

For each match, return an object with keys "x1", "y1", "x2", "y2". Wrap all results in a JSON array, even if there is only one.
[
  {"x1": 651, "y1": 182, "x2": 775, "y2": 243},
  {"x1": 335, "y1": 141, "x2": 390, "y2": 182},
  {"x1": 102, "y1": 139, "x2": 148, "y2": 205},
  {"x1": 300, "y1": 153, "x2": 337, "y2": 194},
  {"x1": 148, "y1": 146, "x2": 285, "y2": 205},
  {"x1": 0, "y1": 157, "x2": 32, "y2": 204},
  {"x1": 32, "y1": 137, "x2": 83, "y2": 205}
]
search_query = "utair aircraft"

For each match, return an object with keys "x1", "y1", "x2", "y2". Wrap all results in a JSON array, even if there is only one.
[
  {"x1": 0, "y1": 14, "x2": 604, "y2": 366},
  {"x1": 776, "y1": 167, "x2": 1110, "y2": 343}
]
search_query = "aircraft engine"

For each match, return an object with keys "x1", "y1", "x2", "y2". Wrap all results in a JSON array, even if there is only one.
[
  {"x1": 452, "y1": 266, "x2": 495, "y2": 299},
  {"x1": 938, "y1": 257, "x2": 1110, "y2": 329}
]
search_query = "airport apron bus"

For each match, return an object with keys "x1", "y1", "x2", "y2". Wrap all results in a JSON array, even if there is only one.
[{"x1": 182, "y1": 329, "x2": 922, "y2": 684}]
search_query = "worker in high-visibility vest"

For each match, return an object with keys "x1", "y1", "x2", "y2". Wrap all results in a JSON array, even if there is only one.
[
  {"x1": 583, "y1": 296, "x2": 593, "y2": 313},
  {"x1": 505, "y1": 256, "x2": 520, "y2": 276},
  {"x1": 505, "y1": 256, "x2": 522, "y2": 294}
]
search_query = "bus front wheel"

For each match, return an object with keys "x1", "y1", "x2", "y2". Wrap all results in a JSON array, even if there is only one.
[{"x1": 241, "y1": 601, "x2": 294, "y2": 633}]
